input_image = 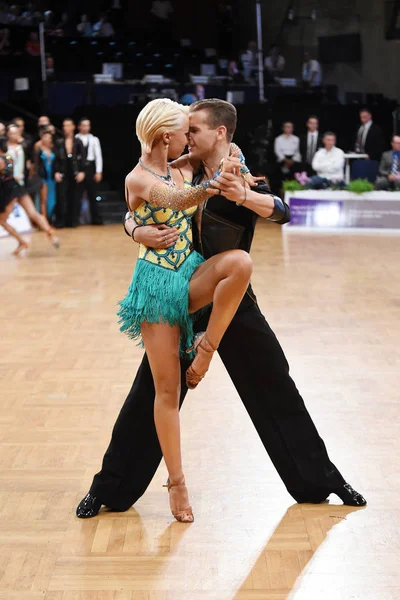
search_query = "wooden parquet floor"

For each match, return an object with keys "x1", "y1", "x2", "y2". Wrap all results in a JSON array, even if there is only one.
[{"x1": 1, "y1": 222, "x2": 399, "y2": 600}]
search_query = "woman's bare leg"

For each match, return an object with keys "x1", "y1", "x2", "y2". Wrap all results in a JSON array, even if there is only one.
[
  {"x1": 19, "y1": 194, "x2": 59, "y2": 247},
  {"x1": 40, "y1": 183, "x2": 48, "y2": 219},
  {"x1": 0, "y1": 202, "x2": 28, "y2": 255},
  {"x1": 187, "y1": 249, "x2": 253, "y2": 381},
  {"x1": 141, "y1": 321, "x2": 193, "y2": 521}
]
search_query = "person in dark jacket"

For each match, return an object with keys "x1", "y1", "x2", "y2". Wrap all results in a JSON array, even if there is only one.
[
  {"x1": 76, "y1": 99, "x2": 366, "y2": 519},
  {"x1": 354, "y1": 108, "x2": 385, "y2": 162},
  {"x1": 54, "y1": 118, "x2": 85, "y2": 228}
]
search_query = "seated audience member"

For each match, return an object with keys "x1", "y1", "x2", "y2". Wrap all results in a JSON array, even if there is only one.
[
  {"x1": 310, "y1": 132, "x2": 345, "y2": 189},
  {"x1": 299, "y1": 115, "x2": 322, "y2": 175},
  {"x1": 25, "y1": 31, "x2": 40, "y2": 56},
  {"x1": 302, "y1": 52, "x2": 322, "y2": 88},
  {"x1": 354, "y1": 107, "x2": 385, "y2": 162},
  {"x1": 0, "y1": 27, "x2": 11, "y2": 54},
  {"x1": 241, "y1": 40, "x2": 258, "y2": 83},
  {"x1": 77, "y1": 14, "x2": 93, "y2": 37},
  {"x1": 375, "y1": 135, "x2": 400, "y2": 191},
  {"x1": 264, "y1": 45, "x2": 285, "y2": 81},
  {"x1": 274, "y1": 121, "x2": 302, "y2": 181},
  {"x1": 93, "y1": 13, "x2": 115, "y2": 37}
]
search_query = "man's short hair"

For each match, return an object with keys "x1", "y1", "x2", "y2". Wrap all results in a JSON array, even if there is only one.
[
  {"x1": 307, "y1": 115, "x2": 319, "y2": 121},
  {"x1": 283, "y1": 121, "x2": 293, "y2": 127},
  {"x1": 63, "y1": 118, "x2": 75, "y2": 124},
  {"x1": 360, "y1": 107, "x2": 372, "y2": 115},
  {"x1": 189, "y1": 99, "x2": 237, "y2": 142},
  {"x1": 323, "y1": 131, "x2": 336, "y2": 138},
  {"x1": 78, "y1": 117, "x2": 90, "y2": 125}
]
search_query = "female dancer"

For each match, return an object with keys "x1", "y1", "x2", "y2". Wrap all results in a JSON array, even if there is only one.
[
  {"x1": 34, "y1": 129, "x2": 57, "y2": 221},
  {"x1": 118, "y1": 99, "x2": 253, "y2": 523},
  {"x1": 5, "y1": 125, "x2": 60, "y2": 252}
]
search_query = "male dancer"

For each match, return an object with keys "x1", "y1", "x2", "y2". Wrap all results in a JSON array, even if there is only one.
[{"x1": 77, "y1": 99, "x2": 366, "y2": 517}]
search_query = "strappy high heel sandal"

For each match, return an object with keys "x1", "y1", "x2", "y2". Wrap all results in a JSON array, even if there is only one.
[
  {"x1": 163, "y1": 475, "x2": 194, "y2": 523},
  {"x1": 186, "y1": 332, "x2": 218, "y2": 390}
]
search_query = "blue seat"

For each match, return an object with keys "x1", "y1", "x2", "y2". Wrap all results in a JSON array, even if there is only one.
[{"x1": 350, "y1": 159, "x2": 379, "y2": 183}]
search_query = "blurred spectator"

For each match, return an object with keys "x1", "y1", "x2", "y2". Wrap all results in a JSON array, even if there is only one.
[
  {"x1": 12, "y1": 116, "x2": 33, "y2": 157},
  {"x1": 77, "y1": 14, "x2": 93, "y2": 37},
  {"x1": 54, "y1": 12, "x2": 74, "y2": 36},
  {"x1": 0, "y1": 27, "x2": 10, "y2": 54},
  {"x1": 76, "y1": 117, "x2": 103, "y2": 225},
  {"x1": 151, "y1": 0, "x2": 173, "y2": 22},
  {"x1": 310, "y1": 132, "x2": 345, "y2": 189},
  {"x1": 54, "y1": 118, "x2": 85, "y2": 228},
  {"x1": 5, "y1": 5, "x2": 22, "y2": 25},
  {"x1": 264, "y1": 45, "x2": 285, "y2": 80},
  {"x1": 302, "y1": 52, "x2": 322, "y2": 88},
  {"x1": 0, "y1": 2, "x2": 8, "y2": 24},
  {"x1": 0, "y1": 121, "x2": 5, "y2": 136},
  {"x1": 46, "y1": 55, "x2": 55, "y2": 80},
  {"x1": 93, "y1": 13, "x2": 115, "y2": 37},
  {"x1": 227, "y1": 59, "x2": 243, "y2": 83},
  {"x1": 299, "y1": 115, "x2": 322, "y2": 175},
  {"x1": 180, "y1": 89, "x2": 197, "y2": 105},
  {"x1": 241, "y1": 40, "x2": 257, "y2": 83},
  {"x1": 34, "y1": 128, "x2": 57, "y2": 220},
  {"x1": 375, "y1": 135, "x2": 400, "y2": 191},
  {"x1": 354, "y1": 107, "x2": 385, "y2": 162},
  {"x1": 25, "y1": 31, "x2": 40, "y2": 56},
  {"x1": 274, "y1": 121, "x2": 301, "y2": 180}
]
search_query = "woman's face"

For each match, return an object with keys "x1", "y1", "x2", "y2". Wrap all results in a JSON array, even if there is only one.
[
  {"x1": 167, "y1": 114, "x2": 189, "y2": 160},
  {"x1": 41, "y1": 133, "x2": 52, "y2": 146}
]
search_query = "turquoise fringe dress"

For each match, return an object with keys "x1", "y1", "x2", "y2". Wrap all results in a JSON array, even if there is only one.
[{"x1": 117, "y1": 188, "x2": 205, "y2": 356}]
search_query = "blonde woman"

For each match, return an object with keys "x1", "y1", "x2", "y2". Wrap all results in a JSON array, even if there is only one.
[{"x1": 118, "y1": 99, "x2": 253, "y2": 523}]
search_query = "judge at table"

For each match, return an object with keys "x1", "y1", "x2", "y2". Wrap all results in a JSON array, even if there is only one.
[{"x1": 310, "y1": 132, "x2": 345, "y2": 189}]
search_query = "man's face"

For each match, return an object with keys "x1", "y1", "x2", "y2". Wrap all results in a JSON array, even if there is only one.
[
  {"x1": 63, "y1": 120, "x2": 75, "y2": 136},
  {"x1": 7, "y1": 125, "x2": 20, "y2": 144},
  {"x1": 324, "y1": 135, "x2": 336, "y2": 150},
  {"x1": 283, "y1": 122, "x2": 293, "y2": 136},
  {"x1": 0, "y1": 122, "x2": 6, "y2": 136},
  {"x1": 79, "y1": 120, "x2": 91, "y2": 135},
  {"x1": 38, "y1": 115, "x2": 50, "y2": 128},
  {"x1": 307, "y1": 118, "x2": 318, "y2": 132},
  {"x1": 392, "y1": 136, "x2": 400, "y2": 152},
  {"x1": 14, "y1": 118, "x2": 24, "y2": 134},
  {"x1": 360, "y1": 111, "x2": 371, "y2": 125},
  {"x1": 188, "y1": 110, "x2": 222, "y2": 160}
]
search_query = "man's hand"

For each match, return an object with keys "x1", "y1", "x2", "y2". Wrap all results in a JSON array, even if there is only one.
[
  {"x1": 55, "y1": 172, "x2": 63, "y2": 183},
  {"x1": 284, "y1": 158, "x2": 294, "y2": 168},
  {"x1": 94, "y1": 172, "x2": 103, "y2": 183},
  {"x1": 207, "y1": 172, "x2": 248, "y2": 204},
  {"x1": 75, "y1": 172, "x2": 85, "y2": 183},
  {"x1": 220, "y1": 156, "x2": 265, "y2": 186},
  {"x1": 388, "y1": 174, "x2": 396, "y2": 182},
  {"x1": 134, "y1": 224, "x2": 179, "y2": 249}
]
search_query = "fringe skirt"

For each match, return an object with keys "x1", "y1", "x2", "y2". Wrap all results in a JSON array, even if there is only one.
[{"x1": 117, "y1": 250, "x2": 205, "y2": 356}]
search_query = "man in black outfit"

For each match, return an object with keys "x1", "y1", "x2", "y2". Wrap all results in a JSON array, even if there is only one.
[
  {"x1": 76, "y1": 118, "x2": 104, "y2": 225},
  {"x1": 355, "y1": 108, "x2": 385, "y2": 162},
  {"x1": 299, "y1": 115, "x2": 323, "y2": 176},
  {"x1": 77, "y1": 99, "x2": 366, "y2": 518}
]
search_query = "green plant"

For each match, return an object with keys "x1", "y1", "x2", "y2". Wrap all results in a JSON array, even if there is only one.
[
  {"x1": 283, "y1": 180, "x2": 305, "y2": 192},
  {"x1": 346, "y1": 179, "x2": 374, "y2": 194}
]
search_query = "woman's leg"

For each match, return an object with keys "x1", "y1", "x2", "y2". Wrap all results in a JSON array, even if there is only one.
[
  {"x1": 0, "y1": 202, "x2": 28, "y2": 254},
  {"x1": 140, "y1": 321, "x2": 193, "y2": 521},
  {"x1": 19, "y1": 194, "x2": 59, "y2": 247},
  {"x1": 187, "y1": 249, "x2": 253, "y2": 382}
]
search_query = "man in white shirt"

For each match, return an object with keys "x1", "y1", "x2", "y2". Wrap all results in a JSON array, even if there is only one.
[
  {"x1": 241, "y1": 40, "x2": 258, "y2": 83},
  {"x1": 274, "y1": 121, "x2": 302, "y2": 182},
  {"x1": 264, "y1": 45, "x2": 285, "y2": 81},
  {"x1": 310, "y1": 132, "x2": 345, "y2": 189},
  {"x1": 76, "y1": 119, "x2": 103, "y2": 225},
  {"x1": 302, "y1": 52, "x2": 322, "y2": 88}
]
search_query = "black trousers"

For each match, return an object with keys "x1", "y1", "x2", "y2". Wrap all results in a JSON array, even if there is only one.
[
  {"x1": 55, "y1": 176, "x2": 84, "y2": 228},
  {"x1": 90, "y1": 297, "x2": 345, "y2": 509},
  {"x1": 83, "y1": 162, "x2": 102, "y2": 224}
]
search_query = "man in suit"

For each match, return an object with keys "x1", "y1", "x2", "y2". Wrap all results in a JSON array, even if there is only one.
[
  {"x1": 76, "y1": 118, "x2": 103, "y2": 225},
  {"x1": 299, "y1": 115, "x2": 323, "y2": 176},
  {"x1": 375, "y1": 135, "x2": 400, "y2": 190},
  {"x1": 355, "y1": 108, "x2": 385, "y2": 162},
  {"x1": 76, "y1": 99, "x2": 366, "y2": 519}
]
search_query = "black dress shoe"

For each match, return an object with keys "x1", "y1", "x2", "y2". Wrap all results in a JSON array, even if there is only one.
[
  {"x1": 332, "y1": 483, "x2": 367, "y2": 506},
  {"x1": 76, "y1": 493, "x2": 103, "y2": 518}
]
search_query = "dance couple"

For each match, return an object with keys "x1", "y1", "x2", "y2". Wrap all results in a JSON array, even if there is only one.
[
  {"x1": 0, "y1": 132, "x2": 59, "y2": 255},
  {"x1": 77, "y1": 98, "x2": 366, "y2": 523}
]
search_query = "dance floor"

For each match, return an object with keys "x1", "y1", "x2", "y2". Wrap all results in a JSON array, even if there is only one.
[{"x1": 1, "y1": 222, "x2": 399, "y2": 600}]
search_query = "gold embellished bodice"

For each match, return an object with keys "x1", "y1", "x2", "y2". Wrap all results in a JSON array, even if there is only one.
[{"x1": 133, "y1": 183, "x2": 197, "y2": 271}]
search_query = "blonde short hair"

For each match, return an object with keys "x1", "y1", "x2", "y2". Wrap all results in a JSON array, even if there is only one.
[{"x1": 136, "y1": 98, "x2": 189, "y2": 153}]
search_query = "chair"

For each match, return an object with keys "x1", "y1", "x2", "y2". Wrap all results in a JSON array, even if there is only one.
[{"x1": 350, "y1": 159, "x2": 379, "y2": 183}]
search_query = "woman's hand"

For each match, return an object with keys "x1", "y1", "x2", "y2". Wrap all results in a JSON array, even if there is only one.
[
  {"x1": 134, "y1": 224, "x2": 179, "y2": 249},
  {"x1": 220, "y1": 156, "x2": 265, "y2": 186}
]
